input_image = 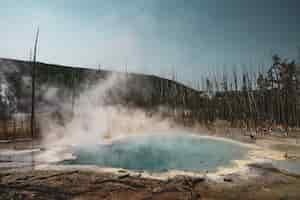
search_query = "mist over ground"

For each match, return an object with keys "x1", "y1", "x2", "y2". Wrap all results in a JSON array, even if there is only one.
[{"x1": 39, "y1": 73, "x2": 177, "y2": 148}]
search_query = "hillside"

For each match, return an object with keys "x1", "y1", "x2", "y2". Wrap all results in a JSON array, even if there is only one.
[{"x1": 0, "y1": 57, "x2": 203, "y2": 117}]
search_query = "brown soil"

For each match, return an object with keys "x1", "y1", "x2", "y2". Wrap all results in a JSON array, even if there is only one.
[
  {"x1": 1, "y1": 163, "x2": 300, "y2": 200},
  {"x1": 1, "y1": 129, "x2": 300, "y2": 200}
]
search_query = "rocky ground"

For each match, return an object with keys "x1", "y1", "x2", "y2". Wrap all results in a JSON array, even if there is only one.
[
  {"x1": 1, "y1": 131, "x2": 300, "y2": 200},
  {"x1": 1, "y1": 163, "x2": 300, "y2": 200}
]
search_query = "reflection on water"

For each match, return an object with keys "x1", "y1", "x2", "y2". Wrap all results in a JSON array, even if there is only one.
[
  {"x1": 62, "y1": 134, "x2": 249, "y2": 172},
  {"x1": 2, "y1": 134, "x2": 300, "y2": 175}
]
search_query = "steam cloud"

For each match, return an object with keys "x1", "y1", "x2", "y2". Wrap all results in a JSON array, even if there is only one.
[{"x1": 40, "y1": 73, "x2": 174, "y2": 148}]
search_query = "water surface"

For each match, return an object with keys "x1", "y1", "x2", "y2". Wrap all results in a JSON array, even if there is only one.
[{"x1": 62, "y1": 134, "x2": 249, "y2": 173}]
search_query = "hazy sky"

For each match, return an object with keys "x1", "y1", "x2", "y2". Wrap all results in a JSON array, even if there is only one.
[{"x1": 1, "y1": 0, "x2": 299, "y2": 85}]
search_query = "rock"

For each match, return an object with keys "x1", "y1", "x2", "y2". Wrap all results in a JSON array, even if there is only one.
[
  {"x1": 152, "y1": 187, "x2": 162, "y2": 193},
  {"x1": 118, "y1": 173, "x2": 130, "y2": 179},
  {"x1": 223, "y1": 178, "x2": 233, "y2": 182},
  {"x1": 191, "y1": 177, "x2": 205, "y2": 184}
]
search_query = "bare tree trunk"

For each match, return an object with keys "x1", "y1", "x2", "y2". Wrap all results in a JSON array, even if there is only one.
[{"x1": 31, "y1": 28, "x2": 39, "y2": 139}]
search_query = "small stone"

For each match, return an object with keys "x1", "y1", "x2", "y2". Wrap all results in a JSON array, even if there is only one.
[
  {"x1": 224, "y1": 178, "x2": 233, "y2": 182},
  {"x1": 191, "y1": 177, "x2": 205, "y2": 184},
  {"x1": 118, "y1": 173, "x2": 130, "y2": 179}
]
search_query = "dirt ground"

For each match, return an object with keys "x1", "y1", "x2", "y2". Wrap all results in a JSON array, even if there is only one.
[
  {"x1": 1, "y1": 163, "x2": 300, "y2": 200},
  {"x1": 1, "y1": 130, "x2": 300, "y2": 200}
]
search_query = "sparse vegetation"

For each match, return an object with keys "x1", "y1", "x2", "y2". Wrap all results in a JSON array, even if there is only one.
[{"x1": 0, "y1": 54, "x2": 299, "y2": 140}]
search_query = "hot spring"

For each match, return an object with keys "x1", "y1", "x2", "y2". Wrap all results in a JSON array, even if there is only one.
[{"x1": 60, "y1": 133, "x2": 249, "y2": 173}]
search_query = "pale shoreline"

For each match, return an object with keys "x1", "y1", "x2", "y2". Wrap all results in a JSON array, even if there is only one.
[
  {"x1": 0, "y1": 129, "x2": 292, "y2": 181},
  {"x1": 1, "y1": 129, "x2": 300, "y2": 200}
]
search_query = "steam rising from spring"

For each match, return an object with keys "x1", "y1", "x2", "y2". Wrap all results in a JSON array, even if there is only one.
[{"x1": 40, "y1": 74, "x2": 173, "y2": 147}]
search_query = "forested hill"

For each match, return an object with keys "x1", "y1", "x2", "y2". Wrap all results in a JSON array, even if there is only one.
[
  {"x1": 0, "y1": 57, "x2": 203, "y2": 116},
  {"x1": 1, "y1": 57, "x2": 300, "y2": 129}
]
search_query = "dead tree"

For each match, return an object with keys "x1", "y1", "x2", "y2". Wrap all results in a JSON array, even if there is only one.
[{"x1": 30, "y1": 28, "x2": 39, "y2": 139}]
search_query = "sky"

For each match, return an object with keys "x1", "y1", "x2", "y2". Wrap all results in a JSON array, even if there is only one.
[{"x1": 0, "y1": 0, "x2": 300, "y2": 86}]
